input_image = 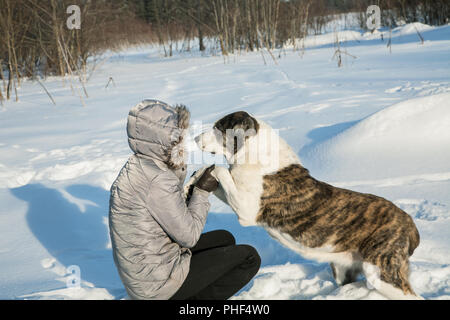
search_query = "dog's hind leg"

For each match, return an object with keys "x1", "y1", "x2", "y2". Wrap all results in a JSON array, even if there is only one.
[
  {"x1": 362, "y1": 260, "x2": 423, "y2": 300},
  {"x1": 330, "y1": 262, "x2": 362, "y2": 286}
]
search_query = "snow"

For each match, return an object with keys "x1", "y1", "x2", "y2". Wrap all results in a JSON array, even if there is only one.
[
  {"x1": 1, "y1": 22, "x2": 449, "y2": 300},
  {"x1": 304, "y1": 92, "x2": 450, "y2": 181}
]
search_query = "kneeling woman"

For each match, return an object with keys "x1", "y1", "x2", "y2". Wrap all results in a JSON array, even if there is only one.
[{"x1": 109, "y1": 100, "x2": 261, "y2": 300}]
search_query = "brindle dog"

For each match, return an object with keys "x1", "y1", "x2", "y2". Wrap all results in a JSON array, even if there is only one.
[{"x1": 191, "y1": 111, "x2": 421, "y2": 299}]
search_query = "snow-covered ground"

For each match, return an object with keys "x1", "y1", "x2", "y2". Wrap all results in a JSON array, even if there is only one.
[{"x1": 1, "y1": 22, "x2": 449, "y2": 300}]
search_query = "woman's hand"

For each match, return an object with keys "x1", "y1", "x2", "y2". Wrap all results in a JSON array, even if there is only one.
[{"x1": 195, "y1": 165, "x2": 219, "y2": 193}]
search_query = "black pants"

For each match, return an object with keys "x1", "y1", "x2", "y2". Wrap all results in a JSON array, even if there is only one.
[{"x1": 170, "y1": 230, "x2": 261, "y2": 300}]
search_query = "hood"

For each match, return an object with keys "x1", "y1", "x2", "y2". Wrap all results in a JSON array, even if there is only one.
[{"x1": 127, "y1": 99, "x2": 190, "y2": 169}]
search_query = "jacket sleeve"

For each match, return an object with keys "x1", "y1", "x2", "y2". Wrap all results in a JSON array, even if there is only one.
[{"x1": 146, "y1": 170, "x2": 210, "y2": 248}]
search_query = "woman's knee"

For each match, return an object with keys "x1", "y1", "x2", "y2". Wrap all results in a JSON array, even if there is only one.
[
  {"x1": 237, "y1": 244, "x2": 261, "y2": 272},
  {"x1": 210, "y1": 229, "x2": 236, "y2": 246}
]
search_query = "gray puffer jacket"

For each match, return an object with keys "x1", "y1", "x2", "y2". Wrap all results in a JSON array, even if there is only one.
[{"x1": 109, "y1": 100, "x2": 210, "y2": 300}]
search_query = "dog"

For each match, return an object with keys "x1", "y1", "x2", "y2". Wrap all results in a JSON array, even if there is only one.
[{"x1": 186, "y1": 111, "x2": 421, "y2": 300}]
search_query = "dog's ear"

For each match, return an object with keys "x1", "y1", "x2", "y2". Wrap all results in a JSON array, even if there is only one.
[
  {"x1": 237, "y1": 115, "x2": 259, "y2": 135},
  {"x1": 214, "y1": 111, "x2": 259, "y2": 136},
  {"x1": 227, "y1": 111, "x2": 259, "y2": 136}
]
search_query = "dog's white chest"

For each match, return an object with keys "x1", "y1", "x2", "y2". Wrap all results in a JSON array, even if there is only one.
[{"x1": 230, "y1": 168, "x2": 262, "y2": 193}]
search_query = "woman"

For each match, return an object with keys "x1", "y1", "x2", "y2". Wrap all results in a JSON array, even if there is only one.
[{"x1": 109, "y1": 100, "x2": 260, "y2": 300}]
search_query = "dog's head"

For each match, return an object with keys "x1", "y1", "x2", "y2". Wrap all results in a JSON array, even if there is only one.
[{"x1": 195, "y1": 111, "x2": 260, "y2": 163}]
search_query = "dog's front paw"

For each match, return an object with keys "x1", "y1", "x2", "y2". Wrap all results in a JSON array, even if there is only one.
[
  {"x1": 183, "y1": 167, "x2": 208, "y2": 199},
  {"x1": 211, "y1": 166, "x2": 231, "y2": 183}
]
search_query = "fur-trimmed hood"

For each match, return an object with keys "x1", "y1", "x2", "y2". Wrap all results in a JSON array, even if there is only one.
[{"x1": 127, "y1": 99, "x2": 190, "y2": 169}]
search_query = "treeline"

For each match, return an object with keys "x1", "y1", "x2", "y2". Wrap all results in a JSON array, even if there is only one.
[
  {"x1": 130, "y1": 0, "x2": 449, "y2": 55},
  {"x1": 0, "y1": 0, "x2": 152, "y2": 102},
  {"x1": 1, "y1": 0, "x2": 449, "y2": 103},
  {"x1": 130, "y1": 0, "x2": 351, "y2": 56},
  {"x1": 352, "y1": 0, "x2": 450, "y2": 29}
]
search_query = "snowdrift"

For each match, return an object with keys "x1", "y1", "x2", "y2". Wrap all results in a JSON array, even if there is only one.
[{"x1": 305, "y1": 92, "x2": 450, "y2": 182}]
